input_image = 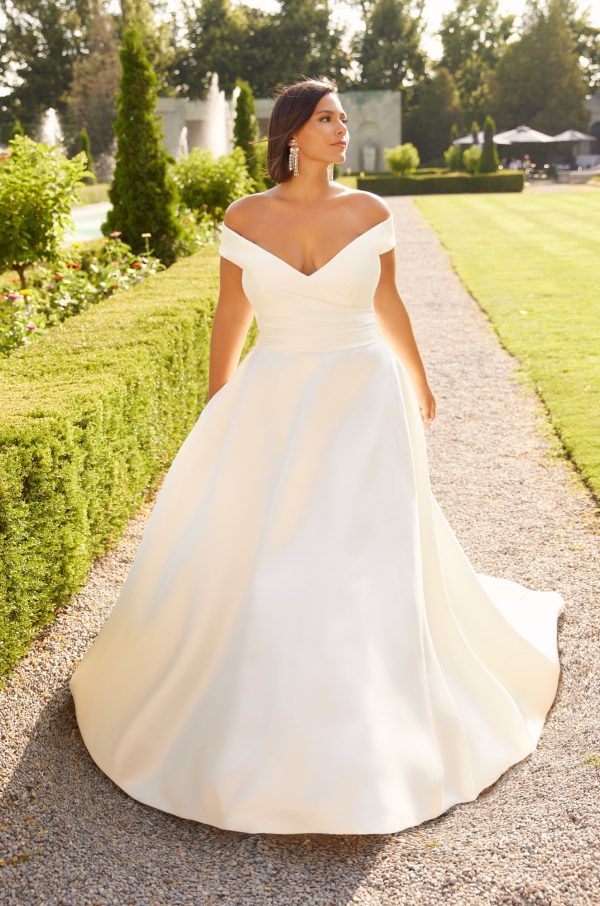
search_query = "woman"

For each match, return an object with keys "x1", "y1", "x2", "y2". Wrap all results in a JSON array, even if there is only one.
[{"x1": 70, "y1": 77, "x2": 564, "y2": 835}]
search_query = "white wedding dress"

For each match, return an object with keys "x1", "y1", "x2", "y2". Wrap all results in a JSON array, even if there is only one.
[{"x1": 70, "y1": 213, "x2": 564, "y2": 835}]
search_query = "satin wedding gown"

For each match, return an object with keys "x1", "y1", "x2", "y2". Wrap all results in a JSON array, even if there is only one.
[{"x1": 70, "y1": 212, "x2": 564, "y2": 835}]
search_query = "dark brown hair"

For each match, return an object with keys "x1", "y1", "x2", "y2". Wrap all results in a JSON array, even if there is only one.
[{"x1": 266, "y1": 76, "x2": 338, "y2": 184}]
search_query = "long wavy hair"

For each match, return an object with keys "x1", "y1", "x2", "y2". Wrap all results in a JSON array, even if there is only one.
[{"x1": 266, "y1": 76, "x2": 339, "y2": 184}]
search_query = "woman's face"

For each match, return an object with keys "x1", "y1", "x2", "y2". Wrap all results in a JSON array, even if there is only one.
[{"x1": 293, "y1": 93, "x2": 349, "y2": 166}]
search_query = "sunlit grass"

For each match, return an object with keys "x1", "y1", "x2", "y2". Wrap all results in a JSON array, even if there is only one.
[{"x1": 415, "y1": 189, "x2": 600, "y2": 503}]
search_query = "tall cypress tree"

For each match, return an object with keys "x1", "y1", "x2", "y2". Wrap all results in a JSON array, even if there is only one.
[
  {"x1": 102, "y1": 23, "x2": 181, "y2": 264},
  {"x1": 478, "y1": 114, "x2": 500, "y2": 172},
  {"x1": 78, "y1": 126, "x2": 96, "y2": 183},
  {"x1": 233, "y1": 79, "x2": 260, "y2": 186}
]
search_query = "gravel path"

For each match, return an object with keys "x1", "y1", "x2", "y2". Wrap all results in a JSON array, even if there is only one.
[{"x1": 1, "y1": 197, "x2": 598, "y2": 905}]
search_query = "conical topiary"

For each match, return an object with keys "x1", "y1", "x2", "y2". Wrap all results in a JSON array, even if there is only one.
[
  {"x1": 478, "y1": 114, "x2": 500, "y2": 173},
  {"x1": 102, "y1": 23, "x2": 181, "y2": 265},
  {"x1": 233, "y1": 78, "x2": 261, "y2": 187},
  {"x1": 78, "y1": 126, "x2": 96, "y2": 183}
]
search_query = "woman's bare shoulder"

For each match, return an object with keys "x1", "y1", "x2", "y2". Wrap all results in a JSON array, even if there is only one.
[
  {"x1": 223, "y1": 192, "x2": 274, "y2": 233},
  {"x1": 338, "y1": 188, "x2": 392, "y2": 223}
]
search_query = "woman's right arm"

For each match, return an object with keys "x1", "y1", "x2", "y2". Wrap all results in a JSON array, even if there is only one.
[{"x1": 207, "y1": 247, "x2": 255, "y2": 404}]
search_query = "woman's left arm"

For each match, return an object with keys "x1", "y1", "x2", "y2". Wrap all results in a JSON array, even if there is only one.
[{"x1": 374, "y1": 249, "x2": 437, "y2": 427}]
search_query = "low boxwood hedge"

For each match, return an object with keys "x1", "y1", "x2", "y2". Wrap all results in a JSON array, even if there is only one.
[
  {"x1": 357, "y1": 170, "x2": 524, "y2": 194},
  {"x1": 0, "y1": 241, "x2": 256, "y2": 682}
]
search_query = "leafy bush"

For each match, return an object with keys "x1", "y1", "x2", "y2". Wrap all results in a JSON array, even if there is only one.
[
  {"x1": 444, "y1": 144, "x2": 464, "y2": 171},
  {"x1": 0, "y1": 134, "x2": 90, "y2": 289},
  {"x1": 463, "y1": 145, "x2": 482, "y2": 174},
  {"x1": 384, "y1": 142, "x2": 420, "y2": 176},
  {"x1": 172, "y1": 146, "x2": 256, "y2": 221},
  {"x1": 0, "y1": 243, "x2": 257, "y2": 682}
]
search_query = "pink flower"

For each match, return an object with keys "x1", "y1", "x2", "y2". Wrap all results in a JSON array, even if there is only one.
[
  {"x1": 25, "y1": 323, "x2": 36, "y2": 331},
  {"x1": 7, "y1": 292, "x2": 19, "y2": 300},
  {"x1": 110, "y1": 231, "x2": 122, "y2": 238}
]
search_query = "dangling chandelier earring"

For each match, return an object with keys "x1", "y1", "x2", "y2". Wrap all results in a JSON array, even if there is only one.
[
  {"x1": 288, "y1": 138, "x2": 299, "y2": 176},
  {"x1": 327, "y1": 163, "x2": 334, "y2": 181}
]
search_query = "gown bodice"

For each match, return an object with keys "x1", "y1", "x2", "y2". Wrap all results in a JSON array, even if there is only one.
[{"x1": 218, "y1": 215, "x2": 397, "y2": 353}]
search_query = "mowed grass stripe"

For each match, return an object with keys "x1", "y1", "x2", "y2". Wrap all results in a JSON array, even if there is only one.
[{"x1": 414, "y1": 190, "x2": 600, "y2": 503}]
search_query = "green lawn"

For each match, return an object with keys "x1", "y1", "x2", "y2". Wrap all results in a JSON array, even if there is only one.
[
  {"x1": 74, "y1": 182, "x2": 110, "y2": 205},
  {"x1": 414, "y1": 189, "x2": 600, "y2": 504}
]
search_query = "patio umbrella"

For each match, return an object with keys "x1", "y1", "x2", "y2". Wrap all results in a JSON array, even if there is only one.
[
  {"x1": 550, "y1": 129, "x2": 596, "y2": 141},
  {"x1": 493, "y1": 124, "x2": 554, "y2": 143}
]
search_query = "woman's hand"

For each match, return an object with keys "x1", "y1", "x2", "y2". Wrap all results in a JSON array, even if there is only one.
[{"x1": 415, "y1": 380, "x2": 436, "y2": 428}]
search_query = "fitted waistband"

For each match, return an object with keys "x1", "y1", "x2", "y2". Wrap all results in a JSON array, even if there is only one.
[{"x1": 255, "y1": 320, "x2": 381, "y2": 353}]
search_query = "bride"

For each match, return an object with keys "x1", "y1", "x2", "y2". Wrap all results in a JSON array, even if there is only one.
[{"x1": 70, "y1": 76, "x2": 564, "y2": 836}]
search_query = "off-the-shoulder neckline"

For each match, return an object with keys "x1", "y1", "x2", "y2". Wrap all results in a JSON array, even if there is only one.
[{"x1": 221, "y1": 214, "x2": 393, "y2": 279}]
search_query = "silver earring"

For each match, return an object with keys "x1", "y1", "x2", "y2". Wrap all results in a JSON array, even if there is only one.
[
  {"x1": 328, "y1": 163, "x2": 334, "y2": 181},
  {"x1": 289, "y1": 138, "x2": 299, "y2": 176}
]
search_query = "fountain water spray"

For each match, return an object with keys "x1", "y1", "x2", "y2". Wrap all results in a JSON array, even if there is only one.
[{"x1": 38, "y1": 108, "x2": 66, "y2": 152}]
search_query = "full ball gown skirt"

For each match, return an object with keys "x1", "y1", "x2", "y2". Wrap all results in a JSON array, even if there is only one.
[{"x1": 69, "y1": 214, "x2": 565, "y2": 835}]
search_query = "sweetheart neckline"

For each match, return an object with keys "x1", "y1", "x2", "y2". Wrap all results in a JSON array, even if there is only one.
[{"x1": 221, "y1": 214, "x2": 393, "y2": 279}]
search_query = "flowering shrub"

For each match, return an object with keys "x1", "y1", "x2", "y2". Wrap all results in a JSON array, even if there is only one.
[
  {"x1": 0, "y1": 134, "x2": 90, "y2": 289},
  {"x1": 0, "y1": 233, "x2": 163, "y2": 355}
]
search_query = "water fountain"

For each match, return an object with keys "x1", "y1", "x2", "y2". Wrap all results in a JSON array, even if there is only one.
[
  {"x1": 176, "y1": 125, "x2": 189, "y2": 159},
  {"x1": 38, "y1": 108, "x2": 66, "y2": 152},
  {"x1": 203, "y1": 72, "x2": 229, "y2": 157}
]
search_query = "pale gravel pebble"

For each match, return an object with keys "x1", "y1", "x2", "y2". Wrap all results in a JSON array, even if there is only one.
[{"x1": 1, "y1": 195, "x2": 598, "y2": 906}]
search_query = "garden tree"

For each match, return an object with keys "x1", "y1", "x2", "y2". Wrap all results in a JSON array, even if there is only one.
[
  {"x1": 102, "y1": 24, "x2": 181, "y2": 265},
  {"x1": 176, "y1": 0, "x2": 350, "y2": 99},
  {"x1": 77, "y1": 126, "x2": 96, "y2": 182},
  {"x1": 403, "y1": 67, "x2": 462, "y2": 164},
  {"x1": 488, "y1": 0, "x2": 590, "y2": 133},
  {"x1": 550, "y1": 0, "x2": 600, "y2": 91},
  {"x1": 353, "y1": 0, "x2": 427, "y2": 91},
  {"x1": 470, "y1": 119, "x2": 480, "y2": 144},
  {"x1": 120, "y1": 0, "x2": 178, "y2": 95},
  {"x1": 261, "y1": 0, "x2": 350, "y2": 91},
  {"x1": 438, "y1": 0, "x2": 515, "y2": 128},
  {"x1": 478, "y1": 114, "x2": 500, "y2": 171},
  {"x1": 0, "y1": 134, "x2": 89, "y2": 288},
  {"x1": 0, "y1": 0, "x2": 92, "y2": 128},
  {"x1": 175, "y1": 0, "x2": 246, "y2": 98},
  {"x1": 219, "y1": 6, "x2": 280, "y2": 98},
  {"x1": 450, "y1": 122, "x2": 459, "y2": 142},
  {"x1": 64, "y1": 0, "x2": 121, "y2": 157},
  {"x1": 233, "y1": 79, "x2": 260, "y2": 186}
]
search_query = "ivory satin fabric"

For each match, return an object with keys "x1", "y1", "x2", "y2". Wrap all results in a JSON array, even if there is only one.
[{"x1": 70, "y1": 213, "x2": 565, "y2": 835}]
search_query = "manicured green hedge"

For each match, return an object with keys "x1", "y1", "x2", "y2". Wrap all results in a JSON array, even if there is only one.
[
  {"x1": 0, "y1": 242, "x2": 256, "y2": 682},
  {"x1": 357, "y1": 171, "x2": 524, "y2": 194}
]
